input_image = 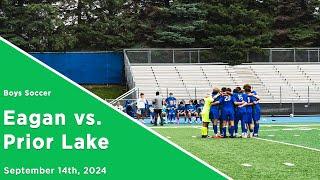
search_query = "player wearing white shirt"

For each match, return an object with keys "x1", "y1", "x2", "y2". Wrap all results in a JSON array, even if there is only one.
[{"x1": 136, "y1": 93, "x2": 147, "y2": 123}]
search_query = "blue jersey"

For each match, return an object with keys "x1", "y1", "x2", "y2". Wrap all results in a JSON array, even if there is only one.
[
  {"x1": 210, "y1": 93, "x2": 221, "y2": 111},
  {"x1": 246, "y1": 95, "x2": 254, "y2": 113},
  {"x1": 252, "y1": 91, "x2": 261, "y2": 112},
  {"x1": 165, "y1": 96, "x2": 176, "y2": 105},
  {"x1": 177, "y1": 105, "x2": 185, "y2": 112},
  {"x1": 234, "y1": 93, "x2": 248, "y2": 113},
  {"x1": 196, "y1": 103, "x2": 204, "y2": 112},
  {"x1": 219, "y1": 95, "x2": 235, "y2": 112},
  {"x1": 186, "y1": 104, "x2": 196, "y2": 112},
  {"x1": 167, "y1": 104, "x2": 176, "y2": 114}
]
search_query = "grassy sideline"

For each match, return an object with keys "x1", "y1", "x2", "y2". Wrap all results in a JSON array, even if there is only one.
[
  {"x1": 154, "y1": 125, "x2": 320, "y2": 179},
  {"x1": 82, "y1": 85, "x2": 126, "y2": 99}
]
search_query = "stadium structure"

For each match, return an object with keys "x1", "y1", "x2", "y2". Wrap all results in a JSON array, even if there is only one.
[{"x1": 121, "y1": 48, "x2": 320, "y2": 115}]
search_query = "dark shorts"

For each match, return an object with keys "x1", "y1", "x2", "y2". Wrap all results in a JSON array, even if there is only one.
[
  {"x1": 253, "y1": 110, "x2": 261, "y2": 121},
  {"x1": 209, "y1": 110, "x2": 220, "y2": 120},
  {"x1": 221, "y1": 110, "x2": 235, "y2": 121},
  {"x1": 137, "y1": 108, "x2": 146, "y2": 115},
  {"x1": 246, "y1": 112, "x2": 253, "y2": 124}
]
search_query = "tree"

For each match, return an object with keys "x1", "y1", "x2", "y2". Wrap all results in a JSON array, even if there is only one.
[{"x1": 271, "y1": 0, "x2": 320, "y2": 47}]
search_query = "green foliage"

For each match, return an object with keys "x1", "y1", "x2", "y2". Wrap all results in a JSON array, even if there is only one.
[{"x1": 0, "y1": 0, "x2": 320, "y2": 63}]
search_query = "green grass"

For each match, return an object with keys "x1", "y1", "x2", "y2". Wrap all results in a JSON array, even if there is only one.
[
  {"x1": 82, "y1": 85, "x2": 126, "y2": 99},
  {"x1": 153, "y1": 124, "x2": 320, "y2": 179}
]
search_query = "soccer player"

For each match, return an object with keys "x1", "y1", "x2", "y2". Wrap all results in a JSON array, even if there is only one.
[
  {"x1": 244, "y1": 87, "x2": 255, "y2": 138},
  {"x1": 219, "y1": 87, "x2": 227, "y2": 135},
  {"x1": 165, "y1": 92, "x2": 177, "y2": 105},
  {"x1": 136, "y1": 93, "x2": 148, "y2": 123},
  {"x1": 186, "y1": 100, "x2": 199, "y2": 124},
  {"x1": 251, "y1": 88, "x2": 261, "y2": 137},
  {"x1": 161, "y1": 101, "x2": 167, "y2": 124},
  {"x1": 201, "y1": 93, "x2": 214, "y2": 138},
  {"x1": 196, "y1": 99, "x2": 204, "y2": 122},
  {"x1": 124, "y1": 100, "x2": 135, "y2": 117},
  {"x1": 210, "y1": 87, "x2": 221, "y2": 138},
  {"x1": 243, "y1": 84, "x2": 261, "y2": 137},
  {"x1": 166, "y1": 101, "x2": 176, "y2": 124},
  {"x1": 218, "y1": 88, "x2": 245, "y2": 138},
  {"x1": 233, "y1": 87, "x2": 248, "y2": 138},
  {"x1": 176, "y1": 101, "x2": 186, "y2": 124}
]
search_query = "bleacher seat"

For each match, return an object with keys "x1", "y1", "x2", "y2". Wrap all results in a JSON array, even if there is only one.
[{"x1": 131, "y1": 64, "x2": 320, "y2": 103}]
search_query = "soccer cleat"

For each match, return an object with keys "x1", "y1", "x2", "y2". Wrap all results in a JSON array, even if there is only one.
[
  {"x1": 212, "y1": 134, "x2": 220, "y2": 138},
  {"x1": 241, "y1": 133, "x2": 247, "y2": 138},
  {"x1": 249, "y1": 132, "x2": 253, "y2": 138}
]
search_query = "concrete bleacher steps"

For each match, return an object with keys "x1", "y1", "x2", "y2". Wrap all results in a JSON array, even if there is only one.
[{"x1": 131, "y1": 64, "x2": 320, "y2": 103}]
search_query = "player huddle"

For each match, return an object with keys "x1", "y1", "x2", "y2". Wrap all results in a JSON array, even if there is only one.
[{"x1": 201, "y1": 84, "x2": 261, "y2": 138}]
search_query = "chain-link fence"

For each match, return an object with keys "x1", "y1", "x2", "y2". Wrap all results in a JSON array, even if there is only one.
[
  {"x1": 125, "y1": 48, "x2": 320, "y2": 64},
  {"x1": 248, "y1": 48, "x2": 320, "y2": 63},
  {"x1": 124, "y1": 48, "x2": 221, "y2": 64}
]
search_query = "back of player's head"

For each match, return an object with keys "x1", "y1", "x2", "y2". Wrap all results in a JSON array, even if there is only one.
[
  {"x1": 226, "y1": 88, "x2": 232, "y2": 92},
  {"x1": 212, "y1": 87, "x2": 220, "y2": 93},
  {"x1": 193, "y1": 99, "x2": 198, "y2": 104},
  {"x1": 169, "y1": 92, "x2": 173, "y2": 96},
  {"x1": 243, "y1": 84, "x2": 251, "y2": 90},
  {"x1": 244, "y1": 88, "x2": 251, "y2": 93},
  {"x1": 140, "y1": 93, "x2": 144, "y2": 97},
  {"x1": 156, "y1": 91, "x2": 160, "y2": 95},
  {"x1": 179, "y1": 101, "x2": 184, "y2": 105},
  {"x1": 236, "y1": 86, "x2": 241, "y2": 91},
  {"x1": 221, "y1": 87, "x2": 227, "y2": 92},
  {"x1": 233, "y1": 88, "x2": 239, "y2": 93}
]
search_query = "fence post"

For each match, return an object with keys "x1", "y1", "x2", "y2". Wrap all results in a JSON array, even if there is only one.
[
  {"x1": 194, "y1": 87, "x2": 197, "y2": 99},
  {"x1": 293, "y1": 48, "x2": 296, "y2": 62},
  {"x1": 172, "y1": 49, "x2": 175, "y2": 63},
  {"x1": 269, "y1": 49, "x2": 272, "y2": 62},
  {"x1": 307, "y1": 50, "x2": 310, "y2": 62},
  {"x1": 189, "y1": 51, "x2": 192, "y2": 63},
  {"x1": 318, "y1": 48, "x2": 320, "y2": 62},
  {"x1": 197, "y1": 50, "x2": 200, "y2": 63},
  {"x1": 148, "y1": 50, "x2": 152, "y2": 63}
]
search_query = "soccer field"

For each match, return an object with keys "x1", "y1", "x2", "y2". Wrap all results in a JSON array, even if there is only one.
[{"x1": 152, "y1": 119, "x2": 320, "y2": 179}]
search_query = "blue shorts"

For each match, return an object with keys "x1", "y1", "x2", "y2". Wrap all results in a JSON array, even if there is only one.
[
  {"x1": 246, "y1": 112, "x2": 253, "y2": 124},
  {"x1": 221, "y1": 110, "x2": 235, "y2": 121},
  {"x1": 235, "y1": 111, "x2": 247, "y2": 122},
  {"x1": 209, "y1": 110, "x2": 220, "y2": 120},
  {"x1": 253, "y1": 110, "x2": 261, "y2": 121}
]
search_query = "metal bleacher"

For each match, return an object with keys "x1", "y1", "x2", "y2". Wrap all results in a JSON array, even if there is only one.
[{"x1": 131, "y1": 64, "x2": 320, "y2": 103}]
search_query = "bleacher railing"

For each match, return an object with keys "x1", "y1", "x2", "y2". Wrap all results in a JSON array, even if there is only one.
[
  {"x1": 124, "y1": 51, "x2": 136, "y2": 95},
  {"x1": 249, "y1": 48, "x2": 320, "y2": 63}
]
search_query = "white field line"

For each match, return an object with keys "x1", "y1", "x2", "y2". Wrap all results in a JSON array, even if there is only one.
[
  {"x1": 0, "y1": 37, "x2": 232, "y2": 180},
  {"x1": 254, "y1": 137, "x2": 320, "y2": 152},
  {"x1": 152, "y1": 124, "x2": 320, "y2": 152}
]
